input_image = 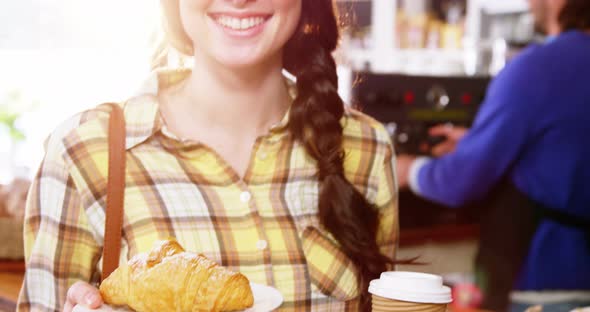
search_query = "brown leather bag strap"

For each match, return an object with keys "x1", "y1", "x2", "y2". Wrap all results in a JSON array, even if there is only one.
[{"x1": 101, "y1": 103, "x2": 126, "y2": 282}]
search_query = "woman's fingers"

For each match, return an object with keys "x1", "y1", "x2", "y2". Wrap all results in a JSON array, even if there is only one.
[
  {"x1": 65, "y1": 281, "x2": 103, "y2": 311},
  {"x1": 64, "y1": 300, "x2": 75, "y2": 312}
]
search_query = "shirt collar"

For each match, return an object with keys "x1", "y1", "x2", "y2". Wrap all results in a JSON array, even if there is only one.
[{"x1": 122, "y1": 68, "x2": 296, "y2": 150}]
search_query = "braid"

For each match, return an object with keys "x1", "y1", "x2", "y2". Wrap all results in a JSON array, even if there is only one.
[
  {"x1": 289, "y1": 47, "x2": 344, "y2": 180},
  {"x1": 285, "y1": 1, "x2": 393, "y2": 310}
]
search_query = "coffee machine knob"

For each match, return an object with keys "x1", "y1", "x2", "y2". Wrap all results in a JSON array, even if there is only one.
[
  {"x1": 398, "y1": 132, "x2": 409, "y2": 143},
  {"x1": 385, "y1": 122, "x2": 397, "y2": 136},
  {"x1": 427, "y1": 85, "x2": 450, "y2": 110}
]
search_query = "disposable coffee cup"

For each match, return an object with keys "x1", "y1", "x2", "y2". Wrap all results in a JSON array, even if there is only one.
[{"x1": 368, "y1": 271, "x2": 452, "y2": 312}]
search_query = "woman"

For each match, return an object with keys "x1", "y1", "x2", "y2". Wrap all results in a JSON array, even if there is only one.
[{"x1": 18, "y1": 0, "x2": 398, "y2": 311}]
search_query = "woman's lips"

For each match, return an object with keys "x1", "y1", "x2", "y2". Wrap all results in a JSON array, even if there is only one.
[{"x1": 208, "y1": 13, "x2": 272, "y2": 38}]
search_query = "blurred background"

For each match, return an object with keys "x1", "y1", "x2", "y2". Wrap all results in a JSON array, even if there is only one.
[
  {"x1": 0, "y1": 0, "x2": 542, "y2": 310},
  {"x1": 0, "y1": 0, "x2": 534, "y2": 184},
  {"x1": 0, "y1": 0, "x2": 160, "y2": 183}
]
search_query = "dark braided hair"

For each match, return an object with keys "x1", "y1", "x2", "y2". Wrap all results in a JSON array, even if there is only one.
[
  {"x1": 158, "y1": 0, "x2": 394, "y2": 310},
  {"x1": 284, "y1": 1, "x2": 392, "y2": 310}
]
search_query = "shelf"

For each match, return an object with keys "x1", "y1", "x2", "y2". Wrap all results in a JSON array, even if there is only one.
[
  {"x1": 481, "y1": 0, "x2": 529, "y2": 15},
  {"x1": 343, "y1": 47, "x2": 478, "y2": 76},
  {"x1": 338, "y1": 0, "x2": 530, "y2": 76}
]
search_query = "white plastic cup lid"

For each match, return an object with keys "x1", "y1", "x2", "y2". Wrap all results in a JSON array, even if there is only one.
[{"x1": 368, "y1": 271, "x2": 452, "y2": 304}]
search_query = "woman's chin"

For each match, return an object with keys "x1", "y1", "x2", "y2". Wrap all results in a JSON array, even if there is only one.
[{"x1": 212, "y1": 52, "x2": 272, "y2": 70}]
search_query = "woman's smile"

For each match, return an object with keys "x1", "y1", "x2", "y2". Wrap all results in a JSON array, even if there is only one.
[
  {"x1": 179, "y1": 0, "x2": 301, "y2": 68},
  {"x1": 207, "y1": 12, "x2": 273, "y2": 39}
]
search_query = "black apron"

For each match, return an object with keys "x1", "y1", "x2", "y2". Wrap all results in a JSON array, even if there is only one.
[{"x1": 475, "y1": 181, "x2": 590, "y2": 311}]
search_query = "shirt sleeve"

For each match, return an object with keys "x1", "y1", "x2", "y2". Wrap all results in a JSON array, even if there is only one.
[
  {"x1": 414, "y1": 52, "x2": 542, "y2": 207},
  {"x1": 374, "y1": 142, "x2": 398, "y2": 262},
  {"x1": 17, "y1": 128, "x2": 101, "y2": 312},
  {"x1": 408, "y1": 156, "x2": 431, "y2": 194}
]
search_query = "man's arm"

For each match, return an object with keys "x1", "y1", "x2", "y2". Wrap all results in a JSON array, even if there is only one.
[{"x1": 405, "y1": 54, "x2": 543, "y2": 207}]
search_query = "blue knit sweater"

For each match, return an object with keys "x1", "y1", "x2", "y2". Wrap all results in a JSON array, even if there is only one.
[{"x1": 413, "y1": 30, "x2": 590, "y2": 290}]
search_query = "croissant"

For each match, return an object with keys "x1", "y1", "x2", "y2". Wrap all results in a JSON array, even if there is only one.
[{"x1": 99, "y1": 239, "x2": 254, "y2": 312}]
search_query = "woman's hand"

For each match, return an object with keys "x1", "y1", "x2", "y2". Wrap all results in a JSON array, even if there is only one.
[{"x1": 64, "y1": 281, "x2": 103, "y2": 312}]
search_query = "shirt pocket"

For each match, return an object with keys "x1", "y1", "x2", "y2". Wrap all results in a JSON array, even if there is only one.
[{"x1": 300, "y1": 226, "x2": 360, "y2": 301}]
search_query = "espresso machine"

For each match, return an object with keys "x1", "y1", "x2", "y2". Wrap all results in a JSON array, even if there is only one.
[
  {"x1": 352, "y1": 73, "x2": 490, "y2": 228},
  {"x1": 353, "y1": 73, "x2": 490, "y2": 155},
  {"x1": 339, "y1": 0, "x2": 532, "y2": 229}
]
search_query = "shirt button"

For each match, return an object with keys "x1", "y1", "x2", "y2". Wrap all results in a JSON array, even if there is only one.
[
  {"x1": 257, "y1": 151, "x2": 268, "y2": 160},
  {"x1": 256, "y1": 240, "x2": 268, "y2": 250},
  {"x1": 267, "y1": 136, "x2": 281, "y2": 144},
  {"x1": 240, "y1": 191, "x2": 252, "y2": 203}
]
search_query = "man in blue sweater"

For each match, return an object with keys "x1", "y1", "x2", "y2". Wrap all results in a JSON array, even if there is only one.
[{"x1": 396, "y1": 0, "x2": 590, "y2": 311}]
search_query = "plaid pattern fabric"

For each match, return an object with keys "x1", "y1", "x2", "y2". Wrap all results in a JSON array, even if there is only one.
[{"x1": 17, "y1": 69, "x2": 398, "y2": 312}]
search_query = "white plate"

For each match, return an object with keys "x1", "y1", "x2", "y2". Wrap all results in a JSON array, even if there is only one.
[
  {"x1": 73, "y1": 282, "x2": 283, "y2": 312},
  {"x1": 244, "y1": 283, "x2": 283, "y2": 312}
]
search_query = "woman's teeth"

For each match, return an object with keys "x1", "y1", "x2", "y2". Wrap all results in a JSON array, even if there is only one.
[{"x1": 215, "y1": 16, "x2": 266, "y2": 30}]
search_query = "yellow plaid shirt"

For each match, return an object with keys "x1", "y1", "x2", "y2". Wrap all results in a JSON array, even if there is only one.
[{"x1": 18, "y1": 69, "x2": 398, "y2": 312}]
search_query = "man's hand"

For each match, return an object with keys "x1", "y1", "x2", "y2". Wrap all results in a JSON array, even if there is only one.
[
  {"x1": 396, "y1": 154, "x2": 417, "y2": 190},
  {"x1": 428, "y1": 124, "x2": 468, "y2": 157},
  {"x1": 64, "y1": 281, "x2": 103, "y2": 312}
]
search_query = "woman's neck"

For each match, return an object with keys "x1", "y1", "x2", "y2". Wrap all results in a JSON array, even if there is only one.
[{"x1": 173, "y1": 52, "x2": 291, "y2": 136}]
